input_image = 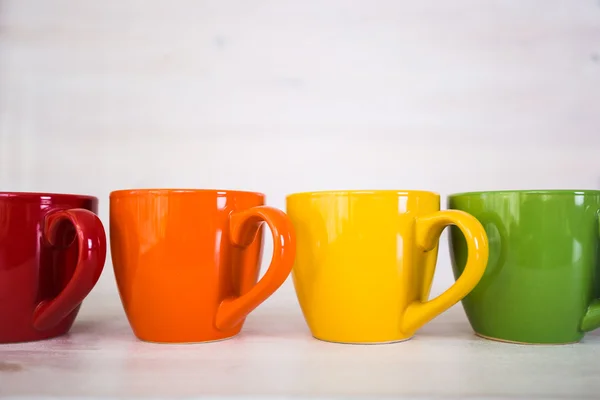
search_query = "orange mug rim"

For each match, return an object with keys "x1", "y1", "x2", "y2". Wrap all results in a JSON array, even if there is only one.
[{"x1": 110, "y1": 188, "x2": 265, "y2": 199}]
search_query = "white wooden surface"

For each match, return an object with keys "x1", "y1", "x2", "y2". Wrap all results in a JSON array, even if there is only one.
[
  {"x1": 2, "y1": 294, "x2": 600, "y2": 400},
  {"x1": 1, "y1": 1, "x2": 600, "y2": 398}
]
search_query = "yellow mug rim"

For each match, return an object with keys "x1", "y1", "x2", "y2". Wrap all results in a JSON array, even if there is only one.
[{"x1": 286, "y1": 189, "x2": 439, "y2": 200}]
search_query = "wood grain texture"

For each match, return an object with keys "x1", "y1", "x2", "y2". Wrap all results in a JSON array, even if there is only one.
[
  {"x1": 0, "y1": 3, "x2": 599, "y2": 397},
  {"x1": 1, "y1": 0, "x2": 599, "y2": 140}
]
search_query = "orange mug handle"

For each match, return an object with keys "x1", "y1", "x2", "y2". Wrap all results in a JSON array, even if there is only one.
[{"x1": 215, "y1": 206, "x2": 296, "y2": 330}]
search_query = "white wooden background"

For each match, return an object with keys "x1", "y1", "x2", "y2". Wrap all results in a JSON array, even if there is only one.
[{"x1": 1, "y1": 0, "x2": 599, "y2": 315}]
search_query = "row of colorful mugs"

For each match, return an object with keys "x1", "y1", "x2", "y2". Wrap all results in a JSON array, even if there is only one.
[{"x1": 1, "y1": 188, "x2": 599, "y2": 345}]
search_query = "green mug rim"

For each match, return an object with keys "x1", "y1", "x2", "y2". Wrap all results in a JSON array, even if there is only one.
[{"x1": 448, "y1": 189, "x2": 600, "y2": 198}]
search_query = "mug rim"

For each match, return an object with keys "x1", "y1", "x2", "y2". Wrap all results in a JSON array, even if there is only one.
[
  {"x1": 448, "y1": 189, "x2": 600, "y2": 198},
  {"x1": 110, "y1": 188, "x2": 265, "y2": 198},
  {"x1": 287, "y1": 189, "x2": 439, "y2": 200},
  {"x1": 0, "y1": 191, "x2": 98, "y2": 201}
]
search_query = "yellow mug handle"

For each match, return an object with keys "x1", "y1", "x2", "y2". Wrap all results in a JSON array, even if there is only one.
[{"x1": 401, "y1": 210, "x2": 489, "y2": 333}]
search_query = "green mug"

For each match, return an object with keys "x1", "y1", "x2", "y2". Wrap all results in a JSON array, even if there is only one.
[{"x1": 448, "y1": 190, "x2": 600, "y2": 344}]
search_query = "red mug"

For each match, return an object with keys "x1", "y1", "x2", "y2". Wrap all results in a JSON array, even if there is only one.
[{"x1": 0, "y1": 192, "x2": 107, "y2": 343}]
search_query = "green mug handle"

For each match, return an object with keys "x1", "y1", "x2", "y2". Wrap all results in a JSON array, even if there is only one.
[{"x1": 580, "y1": 210, "x2": 600, "y2": 332}]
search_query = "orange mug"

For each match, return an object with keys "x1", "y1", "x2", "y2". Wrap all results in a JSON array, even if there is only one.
[{"x1": 109, "y1": 189, "x2": 296, "y2": 343}]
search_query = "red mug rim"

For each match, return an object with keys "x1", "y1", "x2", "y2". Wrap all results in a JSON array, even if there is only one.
[{"x1": 0, "y1": 191, "x2": 98, "y2": 201}]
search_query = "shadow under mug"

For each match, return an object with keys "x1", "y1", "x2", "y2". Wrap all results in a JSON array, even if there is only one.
[
  {"x1": 449, "y1": 189, "x2": 600, "y2": 344},
  {"x1": 0, "y1": 192, "x2": 107, "y2": 344},
  {"x1": 109, "y1": 189, "x2": 296, "y2": 343}
]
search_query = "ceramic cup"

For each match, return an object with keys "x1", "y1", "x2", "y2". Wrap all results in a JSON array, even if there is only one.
[
  {"x1": 0, "y1": 192, "x2": 106, "y2": 343},
  {"x1": 286, "y1": 190, "x2": 489, "y2": 344},
  {"x1": 448, "y1": 189, "x2": 600, "y2": 344},
  {"x1": 110, "y1": 189, "x2": 296, "y2": 343}
]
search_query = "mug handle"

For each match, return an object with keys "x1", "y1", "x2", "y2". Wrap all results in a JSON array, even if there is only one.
[
  {"x1": 215, "y1": 206, "x2": 296, "y2": 330},
  {"x1": 580, "y1": 210, "x2": 600, "y2": 332},
  {"x1": 401, "y1": 210, "x2": 489, "y2": 333},
  {"x1": 32, "y1": 208, "x2": 107, "y2": 331}
]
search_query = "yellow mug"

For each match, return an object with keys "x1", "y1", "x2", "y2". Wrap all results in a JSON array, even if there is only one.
[{"x1": 286, "y1": 190, "x2": 489, "y2": 344}]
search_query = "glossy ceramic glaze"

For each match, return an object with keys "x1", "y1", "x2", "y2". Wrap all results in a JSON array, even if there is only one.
[
  {"x1": 286, "y1": 190, "x2": 489, "y2": 344},
  {"x1": 448, "y1": 190, "x2": 600, "y2": 344},
  {"x1": 110, "y1": 189, "x2": 296, "y2": 343},
  {"x1": 0, "y1": 192, "x2": 106, "y2": 343}
]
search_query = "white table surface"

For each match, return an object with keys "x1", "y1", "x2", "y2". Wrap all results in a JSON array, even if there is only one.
[{"x1": 1, "y1": 293, "x2": 600, "y2": 400}]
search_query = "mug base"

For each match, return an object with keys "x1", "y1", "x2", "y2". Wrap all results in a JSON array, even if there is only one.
[
  {"x1": 136, "y1": 332, "x2": 240, "y2": 344},
  {"x1": 0, "y1": 330, "x2": 69, "y2": 344},
  {"x1": 475, "y1": 332, "x2": 580, "y2": 345},
  {"x1": 0, "y1": 323, "x2": 74, "y2": 344},
  {"x1": 313, "y1": 335, "x2": 414, "y2": 345}
]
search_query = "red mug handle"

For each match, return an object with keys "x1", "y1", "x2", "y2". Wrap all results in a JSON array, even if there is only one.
[
  {"x1": 215, "y1": 206, "x2": 296, "y2": 330},
  {"x1": 32, "y1": 208, "x2": 107, "y2": 331}
]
